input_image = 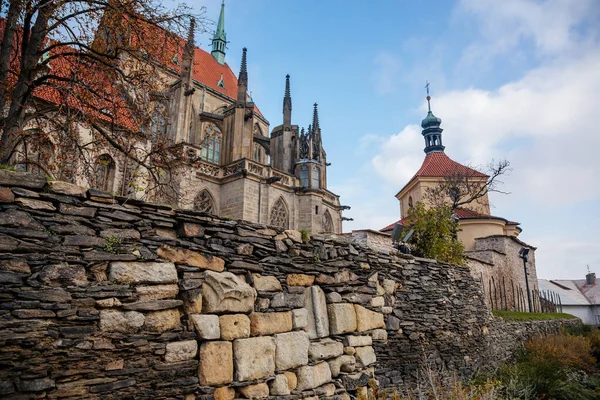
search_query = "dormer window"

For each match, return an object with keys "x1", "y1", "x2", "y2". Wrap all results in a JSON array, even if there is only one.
[
  {"x1": 172, "y1": 54, "x2": 179, "y2": 65},
  {"x1": 217, "y1": 74, "x2": 225, "y2": 88}
]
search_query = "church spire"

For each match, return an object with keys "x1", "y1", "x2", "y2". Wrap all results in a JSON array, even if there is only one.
[
  {"x1": 421, "y1": 81, "x2": 445, "y2": 154},
  {"x1": 237, "y1": 47, "x2": 248, "y2": 102},
  {"x1": 211, "y1": 1, "x2": 227, "y2": 64},
  {"x1": 312, "y1": 103, "x2": 320, "y2": 133},
  {"x1": 283, "y1": 74, "x2": 292, "y2": 127}
]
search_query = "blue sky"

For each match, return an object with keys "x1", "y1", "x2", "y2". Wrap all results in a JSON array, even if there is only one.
[{"x1": 182, "y1": 0, "x2": 600, "y2": 280}]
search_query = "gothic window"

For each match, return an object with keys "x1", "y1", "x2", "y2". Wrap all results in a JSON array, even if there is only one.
[
  {"x1": 312, "y1": 166, "x2": 320, "y2": 189},
  {"x1": 300, "y1": 165, "x2": 309, "y2": 187},
  {"x1": 254, "y1": 123, "x2": 263, "y2": 137},
  {"x1": 270, "y1": 197, "x2": 289, "y2": 229},
  {"x1": 253, "y1": 143, "x2": 263, "y2": 163},
  {"x1": 194, "y1": 189, "x2": 215, "y2": 214},
  {"x1": 95, "y1": 154, "x2": 116, "y2": 192},
  {"x1": 201, "y1": 123, "x2": 222, "y2": 164},
  {"x1": 151, "y1": 103, "x2": 167, "y2": 140},
  {"x1": 322, "y1": 210, "x2": 333, "y2": 233}
]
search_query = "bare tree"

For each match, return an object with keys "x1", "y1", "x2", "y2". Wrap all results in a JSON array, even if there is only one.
[
  {"x1": 0, "y1": 0, "x2": 207, "y2": 200},
  {"x1": 424, "y1": 159, "x2": 511, "y2": 211}
]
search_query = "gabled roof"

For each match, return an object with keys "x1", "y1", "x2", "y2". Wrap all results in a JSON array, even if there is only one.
[
  {"x1": 538, "y1": 279, "x2": 599, "y2": 306},
  {"x1": 396, "y1": 152, "x2": 488, "y2": 197}
]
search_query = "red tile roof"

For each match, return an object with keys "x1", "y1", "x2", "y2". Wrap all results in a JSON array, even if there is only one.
[{"x1": 397, "y1": 152, "x2": 488, "y2": 196}]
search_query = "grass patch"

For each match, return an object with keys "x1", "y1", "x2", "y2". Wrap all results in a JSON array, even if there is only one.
[{"x1": 493, "y1": 310, "x2": 577, "y2": 321}]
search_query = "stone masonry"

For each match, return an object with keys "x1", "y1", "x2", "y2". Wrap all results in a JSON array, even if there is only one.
[{"x1": 0, "y1": 170, "x2": 580, "y2": 399}]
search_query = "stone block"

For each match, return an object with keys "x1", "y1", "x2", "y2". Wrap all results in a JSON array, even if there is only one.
[
  {"x1": 233, "y1": 337, "x2": 276, "y2": 382},
  {"x1": 274, "y1": 331, "x2": 309, "y2": 370},
  {"x1": 96, "y1": 298, "x2": 122, "y2": 308},
  {"x1": 284, "y1": 229, "x2": 303, "y2": 243},
  {"x1": 191, "y1": 314, "x2": 220, "y2": 339},
  {"x1": 109, "y1": 262, "x2": 177, "y2": 285},
  {"x1": 198, "y1": 341, "x2": 233, "y2": 386},
  {"x1": 158, "y1": 245, "x2": 224, "y2": 271},
  {"x1": 214, "y1": 386, "x2": 235, "y2": 400},
  {"x1": 136, "y1": 284, "x2": 179, "y2": 301},
  {"x1": 144, "y1": 309, "x2": 181, "y2": 332},
  {"x1": 305, "y1": 286, "x2": 329, "y2": 339},
  {"x1": 100, "y1": 229, "x2": 141, "y2": 240},
  {"x1": 269, "y1": 374, "x2": 290, "y2": 396},
  {"x1": 237, "y1": 243, "x2": 254, "y2": 255},
  {"x1": 16, "y1": 197, "x2": 55, "y2": 211},
  {"x1": 354, "y1": 305, "x2": 385, "y2": 332},
  {"x1": 177, "y1": 222, "x2": 205, "y2": 238},
  {"x1": 295, "y1": 362, "x2": 332, "y2": 391},
  {"x1": 344, "y1": 335, "x2": 372, "y2": 347},
  {"x1": 308, "y1": 338, "x2": 344, "y2": 361},
  {"x1": 165, "y1": 340, "x2": 198, "y2": 363},
  {"x1": 249, "y1": 312, "x2": 292, "y2": 336},
  {"x1": 271, "y1": 292, "x2": 305, "y2": 308},
  {"x1": 239, "y1": 383, "x2": 269, "y2": 399},
  {"x1": 0, "y1": 170, "x2": 46, "y2": 189},
  {"x1": 202, "y1": 271, "x2": 256, "y2": 313},
  {"x1": 253, "y1": 274, "x2": 282, "y2": 292},
  {"x1": 292, "y1": 308, "x2": 308, "y2": 329},
  {"x1": 181, "y1": 288, "x2": 202, "y2": 314},
  {"x1": 0, "y1": 187, "x2": 14, "y2": 203},
  {"x1": 99, "y1": 310, "x2": 144, "y2": 333},
  {"x1": 328, "y1": 303, "x2": 357, "y2": 334},
  {"x1": 355, "y1": 346, "x2": 376, "y2": 367},
  {"x1": 47, "y1": 181, "x2": 87, "y2": 197},
  {"x1": 39, "y1": 263, "x2": 88, "y2": 287},
  {"x1": 314, "y1": 383, "x2": 336, "y2": 396},
  {"x1": 284, "y1": 371, "x2": 297, "y2": 391},
  {"x1": 220, "y1": 314, "x2": 250, "y2": 340},
  {"x1": 372, "y1": 329, "x2": 388, "y2": 341},
  {"x1": 328, "y1": 355, "x2": 356, "y2": 377},
  {"x1": 326, "y1": 292, "x2": 342, "y2": 303},
  {"x1": 123, "y1": 299, "x2": 182, "y2": 311},
  {"x1": 382, "y1": 279, "x2": 396, "y2": 294},
  {"x1": 287, "y1": 274, "x2": 315, "y2": 286},
  {"x1": 370, "y1": 296, "x2": 385, "y2": 307}
]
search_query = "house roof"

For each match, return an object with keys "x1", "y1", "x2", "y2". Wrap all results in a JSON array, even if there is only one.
[
  {"x1": 396, "y1": 152, "x2": 489, "y2": 197},
  {"x1": 538, "y1": 279, "x2": 600, "y2": 306}
]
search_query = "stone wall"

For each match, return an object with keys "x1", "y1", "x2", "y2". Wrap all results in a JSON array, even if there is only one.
[{"x1": 0, "y1": 171, "x2": 579, "y2": 399}]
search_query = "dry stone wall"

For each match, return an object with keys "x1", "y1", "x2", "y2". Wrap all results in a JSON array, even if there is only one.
[{"x1": 0, "y1": 171, "x2": 580, "y2": 399}]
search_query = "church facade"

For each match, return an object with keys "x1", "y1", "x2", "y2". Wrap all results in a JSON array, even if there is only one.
[{"x1": 10, "y1": 3, "x2": 344, "y2": 234}]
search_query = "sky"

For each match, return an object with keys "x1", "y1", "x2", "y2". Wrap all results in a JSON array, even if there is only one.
[{"x1": 177, "y1": 0, "x2": 600, "y2": 280}]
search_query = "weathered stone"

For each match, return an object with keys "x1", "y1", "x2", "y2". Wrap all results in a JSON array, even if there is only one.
[
  {"x1": 59, "y1": 203, "x2": 96, "y2": 217},
  {"x1": 239, "y1": 383, "x2": 269, "y2": 399},
  {"x1": 284, "y1": 371, "x2": 297, "y2": 391},
  {"x1": 63, "y1": 235, "x2": 104, "y2": 247},
  {"x1": 19, "y1": 288, "x2": 71, "y2": 302},
  {"x1": 274, "y1": 331, "x2": 309, "y2": 370},
  {"x1": 326, "y1": 292, "x2": 342, "y2": 303},
  {"x1": 144, "y1": 309, "x2": 180, "y2": 332},
  {"x1": 123, "y1": 299, "x2": 183, "y2": 311},
  {"x1": 0, "y1": 170, "x2": 46, "y2": 189},
  {"x1": 198, "y1": 341, "x2": 233, "y2": 386},
  {"x1": 47, "y1": 181, "x2": 87, "y2": 197},
  {"x1": 292, "y1": 308, "x2": 308, "y2": 329},
  {"x1": 381, "y1": 306, "x2": 393, "y2": 314},
  {"x1": 0, "y1": 209, "x2": 44, "y2": 230},
  {"x1": 191, "y1": 314, "x2": 220, "y2": 339},
  {"x1": 15, "y1": 378, "x2": 55, "y2": 392},
  {"x1": 371, "y1": 329, "x2": 388, "y2": 341},
  {"x1": 12, "y1": 187, "x2": 39, "y2": 198},
  {"x1": 136, "y1": 284, "x2": 179, "y2": 300},
  {"x1": 386, "y1": 315, "x2": 400, "y2": 331},
  {"x1": 328, "y1": 355, "x2": 356, "y2": 377},
  {"x1": 354, "y1": 305, "x2": 385, "y2": 332},
  {"x1": 309, "y1": 338, "x2": 344, "y2": 361},
  {"x1": 177, "y1": 222, "x2": 205, "y2": 238},
  {"x1": 341, "y1": 371, "x2": 371, "y2": 391},
  {"x1": 274, "y1": 240, "x2": 288, "y2": 253},
  {"x1": 39, "y1": 262, "x2": 88, "y2": 286},
  {"x1": 165, "y1": 340, "x2": 198, "y2": 363},
  {"x1": 181, "y1": 288, "x2": 203, "y2": 313},
  {"x1": 12, "y1": 309, "x2": 55, "y2": 318},
  {"x1": 233, "y1": 336, "x2": 276, "y2": 382},
  {"x1": 220, "y1": 314, "x2": 250, "y2": 340},
  {"x1": 328, "y1": 303, "x2": 357, "y2": 334},
  {"x1": 105, "y1": 359, "x2": 124, "y2": 371},
  {"x1": 101, "y1": 229, "x2": 141, "y2": 240},
  {"x1": 236, "y1": 243, "x2": 254, "y2": 255},
  {"x1": 202, "y1": 271, "x2": 256, "y2": 313},
  {"x1": 382, "y1": 279, "x2": 396, "y2": 294},
  {"x1": 344, "y1": 335, "x2": 372, "y2": 347},
  {"x1": 158, "y1": 245, "x2": 224, "y2": 271},
  {"x1": 271, "y1": 292, "x2": 305, "y2": 308},
  {"x1": 370, "y1": 296, "x2": 385, "y2": 307},
  {"x1": 269, "y1": 374, "x2": 290, "y2": 396},
  {"x1": 305, "y1": 286, "x2": 329, "y2": 339},
  {"x1": 16, "y1": 197, "x2": 55, "y2": 211},
  {"x1": 287, "y1": 273, "x2": 315, "y2": 286},
  {"x1": 96, "y1": 298, "x2": 122, "y2": 308},
  {"x1": 295, "y1": 362, "x2": 332, "y2": 391},
  {"x1": 100, "y1": 310, "x2": 144, "y2": 333},
  {"x1": 109, "y1": 262, "x2": 177, "y2": 284},
  {"x1": 213, "y1": 386, "x2": 235, "y2": 400},
  {"x1": 250, "y1": 312, "x2": 292, "y2": 336},
  {"x1": 253, "y1": 274, "x2": 282, "y2": 292},
  {"x1": 0, "y1": 187, "x2": 14, "y2": 203},
  {"x1": 334, "y1": 270, "x2": 358, "y2": 283},
  {"x1": 0, "y1": 258, "x2": 30, "y2": 274},
  {"x1": 314, "y1": 383, "x2": 336, "y2": 396},
  {"x1": 355, "y1": 346, "x2": 376, "y2": 366}
]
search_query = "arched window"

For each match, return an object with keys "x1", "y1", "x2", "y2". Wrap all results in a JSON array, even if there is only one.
[
  {"x1": 269, "y1": 197, "x2": 289, "y2": 229},
  {"x1": 201, "y1": 123, "x2": 222, "y2": 164},
  {"x1": 95, "y1": 154, "x2": 116, "y2": 192},
  {"x1": 253, "y1": 123, "x2": 263, "y2": 137},
  {"x1": 312, "y1": 166, "x2": 320, "y2": 189},
  {"x1": 194, "y1": 189, "x2": 216, "y2": 214},
  {"x1": 408, "y1": 196, "x2": 413, "y2": 208},
  {"x1": 300, "y1": 165, "x2": 309, "y2": 187},
  {"x1": 253, "y1": 143, "x2": 263, "y2": 163},
  {"x1": 322, "y1": 210, "x2": 333, "y2": 233}
]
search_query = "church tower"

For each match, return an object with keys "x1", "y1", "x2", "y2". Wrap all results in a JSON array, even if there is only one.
[
  {"x1": 270, "y1": 75, "x2": 299, "y2": 174},
  {"x1": 211, "y1": 1, "x2": 227, "y2": 65}
]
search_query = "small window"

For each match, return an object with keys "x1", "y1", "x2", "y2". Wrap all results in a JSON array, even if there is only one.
[
  {"x1": 253, "y1": 143, "x2": 262, "y2": 163},
  {"x1": 312, "y1": 166, "x2": 320, "y2": 189},
  {"x1": 315, "y1": 206, "x2": 319, "y2": 215},
  {"x1": 300, "y1": 165, "x2": 309, "y2": 187},
  {"x1": 217, "y1": 74, "x2": 225, "y2": 88},
  {"x1": 408, "y1": 196, "x2": 413, "y2": 208}
]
